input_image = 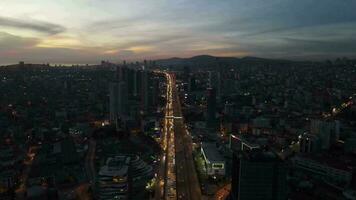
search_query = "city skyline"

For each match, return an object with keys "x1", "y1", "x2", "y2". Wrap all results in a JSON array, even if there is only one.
[{"x1": 1, "y1": 0, "x2": 356, "y2": 64}]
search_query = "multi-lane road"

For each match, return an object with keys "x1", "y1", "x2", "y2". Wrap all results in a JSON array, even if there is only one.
[
  {"x1": 155, "y1": 72, "x2": 176, "y2": 200},
  {"x1": 323, "y1": 95, "x2": 354, "y2": 119},
  {"x1": 154, "y1": 72, "x2": 201, "y2": 200},
  {"x1": 170, "y1": 74, "x2": 201, "y2": 200}
]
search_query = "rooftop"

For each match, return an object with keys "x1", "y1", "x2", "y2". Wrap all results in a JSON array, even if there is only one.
[
  {"x1": 201, "y1": 142, "x2": 224, "y2": 163},
  {"x1": 98, "y1": 156, "x2": 130, "y2": 177},
  {"x1": 296, "y1": 152, "x2": 356, "y2": 172}
]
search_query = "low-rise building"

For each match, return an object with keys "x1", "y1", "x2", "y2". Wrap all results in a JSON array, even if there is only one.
[
  {"x1": 97, "y1": 156, "x2": 130, "y2": 200},
  {"x1": 201, "y1": 142, "x2": 225, "y2": 177},
  {"x1": 292, "y1": 155, "x2": 353, "y2": 184}
]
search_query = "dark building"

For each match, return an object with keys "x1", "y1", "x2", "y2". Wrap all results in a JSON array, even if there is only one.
[
  {"x1": 109, "y1": 66, "x2": 129, "y2": 129},
  {"x1": 150, "y1": 77, "x2": 160, "y2": 107},
  {"x1": 299, "y1": 133, "x2": 320, "y2": 153},
  {"x1": 141, "y1": 70, "x2": 149, "y2": 112},
  {"x1": 188, "y1": 75, "x2": 196, "y2": 92},
  {"x1": 206, "y1": 87, "x2": 216, "y2": 128},
  {"x1": 208, "y1": 71, "x2": 221, "y2": 101},
  {"x1": 126, "y1": 68, "x2": 135, "y2": 97},
  {"x1": 134, "y1": 69, "x2": 142, "y2": 97},
  {"x1": 183, "y1": 66, "x2": 190, "y2": 82},
  {"x1": 230, "y1": 151, "x2": 287, "y2": 200}
]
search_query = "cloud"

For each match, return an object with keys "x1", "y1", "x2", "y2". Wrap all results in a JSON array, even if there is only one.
[
  {"x1": 0, "y1": 32, "x2": 39, "y2": 50},
  {"x1": 89, "y1": 16, "x2": 146, "y2": 31},
  {"x1": 1, "y1": 0, "x2": 356, "y2": 63},
  {"x1": 0, "y1": 16, "x2": 66, "y2": 35}
]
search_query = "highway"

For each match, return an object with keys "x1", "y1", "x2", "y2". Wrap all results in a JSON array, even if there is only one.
[
  {"x1": 170, "y1": 74, "x2": 202, "y2": 200},
  {"x1": 154, "y1": 71, "x2": 201, "y2": 200},
  {"x1": 155, "y1": 72, "x2": 176, "y2": 200},
  {"x1": 323, "y1": 95, "x2": 354, "y2": 119}
]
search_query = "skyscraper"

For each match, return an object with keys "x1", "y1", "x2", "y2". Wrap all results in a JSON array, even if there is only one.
[
  {"x1": 109, "y1": 81, "x2": 128, "y2": 121},
  {"x1": 230, "y1": 151, "x2": 287, "y2": 200},
  {"x1": 134, "y1": 69, "x2": 142, "y2": 97},
  {"x1": 183, "y1": 66, "x2": 190, "y2": 82},
  {"x1": 188, "y1": 75, "x2": 196, "y2": 92},
  {"x1": 141, "y1": 70, "x2": 149, "y2": 112},
  {"x1": 206, "y1": 87, "x2": 216, "y2": 128},
  {"x1": 126, "y1": 68, "x2": 135, "y2": 97},
  {"x1": 109, "y1": 67, "x2": 128, "y2": 127},
  {"x1": 150, "y1": 77, "x2": 159, "y2": 107},
  {"x1": 208, "y1": 71, "x2": 221, "y2": 101}
]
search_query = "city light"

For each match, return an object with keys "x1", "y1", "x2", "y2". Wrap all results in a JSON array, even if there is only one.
[{"x1": 1, "y1": 2, "x2": 355, "y2": 199}]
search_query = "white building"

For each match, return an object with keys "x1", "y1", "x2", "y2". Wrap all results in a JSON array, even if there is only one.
[{"x1": 201, "y1": 142, "x2": 225, "y2": 177}]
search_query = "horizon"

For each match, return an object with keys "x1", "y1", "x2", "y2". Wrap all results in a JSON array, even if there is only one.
[
  {"x1": 0, "y1": 54, "x2": 355, "y2": 67},
  {"x1": 1, "y1": 53, "x2": 355, "y2": 66},
  {"x1": 1, "y1": 0, "x2": 356, "y2": 64}
]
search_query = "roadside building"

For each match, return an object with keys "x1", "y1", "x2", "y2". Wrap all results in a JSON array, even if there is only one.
[{"x1": 201, "y1": 142, "x2": 225, "y2": 177}]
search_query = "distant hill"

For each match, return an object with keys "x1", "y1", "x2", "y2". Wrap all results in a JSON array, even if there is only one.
[{"x1": 155, "y1": 55, "x2": 293, "y2": 69}]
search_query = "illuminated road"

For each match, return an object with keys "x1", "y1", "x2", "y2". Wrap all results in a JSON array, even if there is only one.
[
  {"x1": 214, "y1": 184, "x2": 231, "y2": 200},
  {"x1": 15, "y1": 145, "x2": 37, "y2": 200},
  {"x1": 155, "y1": 72, "x2": 176, "y2": 200},
  {"x1": 323, "y1": 95, "x2": 354, "y2": 119},
  {"x1": 154, "y1": 72, "x2": 201, "y2": 200},
  {"x1": 171, "y1": 74, "x2": 202, "y2": 200}
]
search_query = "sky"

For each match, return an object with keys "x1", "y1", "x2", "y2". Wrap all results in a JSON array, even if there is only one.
[{"x1": 0, "y1": 0, "x2": 356, "y2": 64}]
